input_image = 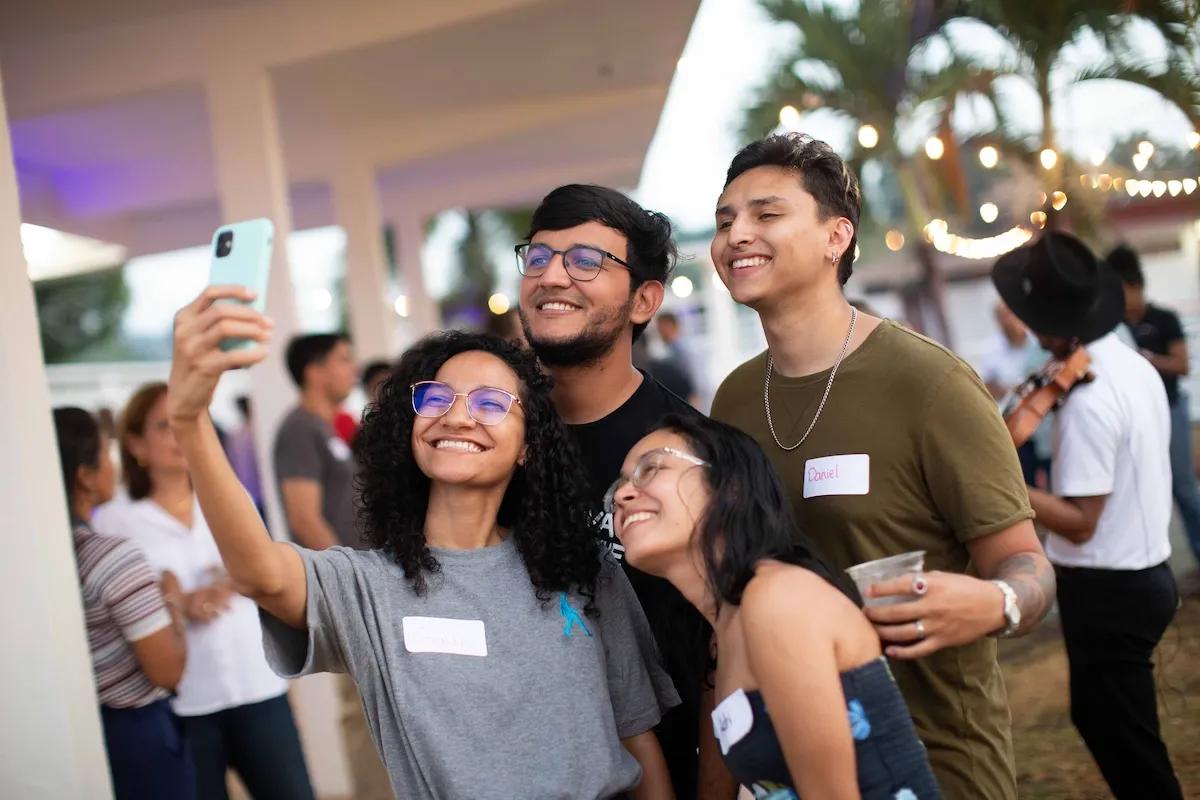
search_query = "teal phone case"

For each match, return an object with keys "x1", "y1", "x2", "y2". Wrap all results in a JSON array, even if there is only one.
[{"x1": 208, "y1": 218, "x2": 274, "y2": 351}]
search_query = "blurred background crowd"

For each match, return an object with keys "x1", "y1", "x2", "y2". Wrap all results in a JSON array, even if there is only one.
[{"x1": 4, "y1": 1, "x2": 1200, "y2": 797}]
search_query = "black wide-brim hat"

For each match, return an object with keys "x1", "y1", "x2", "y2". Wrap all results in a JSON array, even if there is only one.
[{"x1": 991, "y1": 231, "x2": 1124, "y2": 343}]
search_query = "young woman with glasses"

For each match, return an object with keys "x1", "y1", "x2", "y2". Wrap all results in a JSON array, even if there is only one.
[
  {"x1": 165, "y1": 286, "x2": 678, "y2": 799},
  {"x1": 610, "y1": 414, "x2": 941, "y2": 800}
]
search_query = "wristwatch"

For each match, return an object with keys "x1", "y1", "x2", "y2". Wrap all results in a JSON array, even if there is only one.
[{"x1": 990, "y1": 579, "x2": 1021, "y2": 638}]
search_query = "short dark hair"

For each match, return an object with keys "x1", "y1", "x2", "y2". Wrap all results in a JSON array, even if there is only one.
[
  {"x1": 53, "y1": 407, "x2": 102, "y2": 506},
  {"x1": 724, "y1": 133, "x2": 861, "y2": 284},
  {"x1": 285, "y1": 333, "x2": 350, "y2": 388},
  {"x1": 524, "y1": 184, "x2": 678, "y2": 342},
  {"x1": 1107, "y1": 244, "x2": 1144, "y2": 286},
  {"x1": 361, "y1": 360, "x2": 391, "y2": 389}
]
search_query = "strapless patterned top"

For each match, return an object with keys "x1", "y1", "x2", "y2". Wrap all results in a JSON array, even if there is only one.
[{"x1": 711, "y1": 657, "x2": 942, "y2": 799}]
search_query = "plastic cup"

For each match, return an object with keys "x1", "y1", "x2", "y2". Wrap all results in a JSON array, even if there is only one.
[{"x1": 845, "y1": 551, "x2": 925, "y2": 607}]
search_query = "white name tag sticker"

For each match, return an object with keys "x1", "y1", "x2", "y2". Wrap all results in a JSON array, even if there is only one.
[
  {"x1": 402, "y1": 617, "x2": 487, "y2": 657},
  {"x1": 711, "y1": 688, "x2": 754, "y2": 755},
  {"x1": 803, "y1": 454, "x2": 870, "y2": 498}
]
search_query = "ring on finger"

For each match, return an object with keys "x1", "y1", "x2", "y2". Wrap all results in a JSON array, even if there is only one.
[
  {"x1": 911, "y1": 573, "x2": 929, "y2": 596},
  {"x1": 914, "y1": 619, "x2": 926, "y2": 639}
]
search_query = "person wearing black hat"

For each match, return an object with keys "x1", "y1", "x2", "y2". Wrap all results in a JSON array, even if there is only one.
[{"x1": 993, "y1": 231, "x2": 1183, "y2": 800}]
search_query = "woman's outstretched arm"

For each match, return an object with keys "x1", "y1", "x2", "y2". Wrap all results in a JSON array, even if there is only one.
[{"x1": 168, "y1": 286, "x2": 306, "y2": 628}]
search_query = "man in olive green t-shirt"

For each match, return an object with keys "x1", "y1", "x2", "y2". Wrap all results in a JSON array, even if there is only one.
[{"x1": 707, "y1": 133, "x2": 1056, "y2": 800}]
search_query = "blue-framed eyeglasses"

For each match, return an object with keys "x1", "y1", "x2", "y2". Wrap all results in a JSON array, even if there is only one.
[{"x1": 411, "y1": 381, "x2": 523, "y2": 426}]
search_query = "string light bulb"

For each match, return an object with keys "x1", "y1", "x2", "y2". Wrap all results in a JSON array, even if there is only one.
[
  {"x1": 885, "y1": 230, "x2": 905, "y2": 251},
  {"x1": 925, "y1": 136, "x2": 945, "y2": 160},
  {"x1": 858, "y1": 124, "x2": 879, "y2": 149},
  {"x1": 487, "y1": 293, "x2": 511, "y2": 315},
  {"x1": 779, "y1": 105, "x2": 801, "y2": 130},
  {"x1": 978, "y1": 146, "x2": 999, "y2": 169},
  {"x1": 1051, "y1": 191, "x2": 1068, "y2": 210},
  {"x1": 1039, "y1": 149, "x2": 1058, "y2": 170},
  {"x1": 979, "y1": 202, "x2": 999, "y2": 223}
]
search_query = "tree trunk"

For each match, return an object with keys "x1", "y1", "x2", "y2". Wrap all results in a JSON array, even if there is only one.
[{"x1": 894, "y1": 160, "x2": 953, "y2": 347}]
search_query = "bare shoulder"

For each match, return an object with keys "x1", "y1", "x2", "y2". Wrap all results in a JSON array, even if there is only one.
[{"x1": 741, "y1": 561, "x2": 845, "y2": 627}]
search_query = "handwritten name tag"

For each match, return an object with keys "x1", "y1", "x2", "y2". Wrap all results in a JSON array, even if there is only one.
[
  {"x1": 711, "y1": 688, "x2": 754, "y2": 755},
  {"x1": 402, "y1": 617, "x2": 487, "y2": 657},
  {"x1": 803, "y1": 454, "x2": 870, "y2": 498}
]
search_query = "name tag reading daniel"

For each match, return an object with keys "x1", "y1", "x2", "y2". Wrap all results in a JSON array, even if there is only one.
[
  {"x1": 803, "y1": 454, "x2": 870, "y2": 498},
  {"x1": 402, "y1": 616, "x2": 487, "y2": 657}
]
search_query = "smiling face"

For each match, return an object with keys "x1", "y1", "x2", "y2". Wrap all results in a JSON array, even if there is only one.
[
  {"x1": 411, "y1": 350, "x2": 527, "y2": 490},
  {"x1": 711, "y1": 165, "x2": 852, "y2": 310},
  {"x1": 611, "y1": 429, "x2": 710, "y2": 577},
  {"x1": 517, "y1": 221, "x2": 662, "y2": 367}
]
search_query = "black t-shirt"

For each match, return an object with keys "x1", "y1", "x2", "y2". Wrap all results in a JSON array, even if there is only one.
[
  {"x1": 568, "y1": 371, "x2": 710, "y2": 800},
  {"x1": 1128, "y1": 303, "x2": 1186, "y2": 402},
  {"x1": 647, "y1": 357, "x2": 696, "y2": 402}
]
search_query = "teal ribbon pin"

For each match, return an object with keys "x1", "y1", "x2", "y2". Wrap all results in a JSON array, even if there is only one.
[{"x1": 559, "y1": 592, "x2": 592, "y2": 638}]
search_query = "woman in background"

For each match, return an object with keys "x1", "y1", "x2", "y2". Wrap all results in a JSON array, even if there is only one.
[
  {"x1": 93, "y1": 383, "x2": 314, "y2": 800},
  {"x1": 611, "y1": 414, "x2": 940, "y2": 800},
  {"x1": 54, "y1": 406, "x2": 192, "y2": 799}
]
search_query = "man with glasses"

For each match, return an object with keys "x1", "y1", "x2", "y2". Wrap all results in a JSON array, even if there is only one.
[{"x1": 516, "y1": 185, "x2": 734, "y2": 800}]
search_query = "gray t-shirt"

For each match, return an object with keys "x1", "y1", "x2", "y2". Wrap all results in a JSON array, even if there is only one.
[
  {"x1": 272, "y1": 406, "x2": 359, "y2": 548},
  {"x1": 261, "y1": 538, "x2": 679, "y2": 799}
]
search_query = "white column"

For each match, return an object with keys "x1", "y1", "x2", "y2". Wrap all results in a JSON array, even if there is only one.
[
  {"x1": 205, "y1": 67, "x2": 353, "y2": 799},
  {"x1": 393, "y1": 209, "x2": 439, "y2": 342},
  {"x1": 0, "y1": 69, "x2": 113, "y2": 799},
  {"x1": 330, "y1": 159, "x2": 394, "y2": 362},
  {"x1": 204, "y1": 65, "x2": 300, "y2": 540}
]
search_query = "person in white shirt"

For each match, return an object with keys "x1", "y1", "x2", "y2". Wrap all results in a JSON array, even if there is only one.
[
  {"x1": 94, "y1": 382, "x2": 315, "y2": 800},
  {"x1": 992, "y1": 232, "x2": 1182, "y2": 800}
]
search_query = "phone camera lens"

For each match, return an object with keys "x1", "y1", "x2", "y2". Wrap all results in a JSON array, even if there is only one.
[{"x1": 216, "y1": 230, "x2": 234, "y2": 258}]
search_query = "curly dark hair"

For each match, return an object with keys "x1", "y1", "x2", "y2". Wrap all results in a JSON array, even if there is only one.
[
  {"x1": 356, "y1": 330, "x2": 601, "y2": 613},
  {"x1": 655, "y1": 413, "x2": 861, "y2": 608}
]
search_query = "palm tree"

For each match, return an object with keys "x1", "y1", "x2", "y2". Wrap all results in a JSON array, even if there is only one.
[
  {"x1": 744, "y1": 0, "x2": 1001, "y2": 343},
  {"x1": 953, "y1": 0, "x2": 1200, "y2": 228}
]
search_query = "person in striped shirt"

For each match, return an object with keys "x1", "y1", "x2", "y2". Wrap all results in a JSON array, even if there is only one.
[{"x1": 54, "y1": 407, "x2": 191, "y2": 799}]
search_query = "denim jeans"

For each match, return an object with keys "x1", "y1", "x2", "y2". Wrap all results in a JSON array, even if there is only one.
[
  {"x1": 183, "y1": 693, "x2": 314, "y2": 800},
  {"x1": 1168, "y1": 393, "x2": 1200, "y2": 564}
]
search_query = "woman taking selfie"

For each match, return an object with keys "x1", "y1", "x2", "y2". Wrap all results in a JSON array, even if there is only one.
[
  {"x1": 53, "y1": 406, "x2": 192, "y2": 799},
  {"x1": 610, "y1": 414, "x2": 940, "y2": 800},
  {"x1": 165, "y1": 286, "x2": 678, "y2": 799}
]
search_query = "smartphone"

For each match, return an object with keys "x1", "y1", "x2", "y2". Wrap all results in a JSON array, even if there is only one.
[{"x1": 208, "y1": 218, "x2": 274, "y2": 351}]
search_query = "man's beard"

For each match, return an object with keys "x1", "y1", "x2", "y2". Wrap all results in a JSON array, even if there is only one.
[{"x1": 519, "y1": 296, "x2": 634, "y2": 368}]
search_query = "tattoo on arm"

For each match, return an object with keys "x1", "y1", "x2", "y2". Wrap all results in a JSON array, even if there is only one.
[{"x1": 995, "y1": 552, "x2": 1056, "y2": 632}]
